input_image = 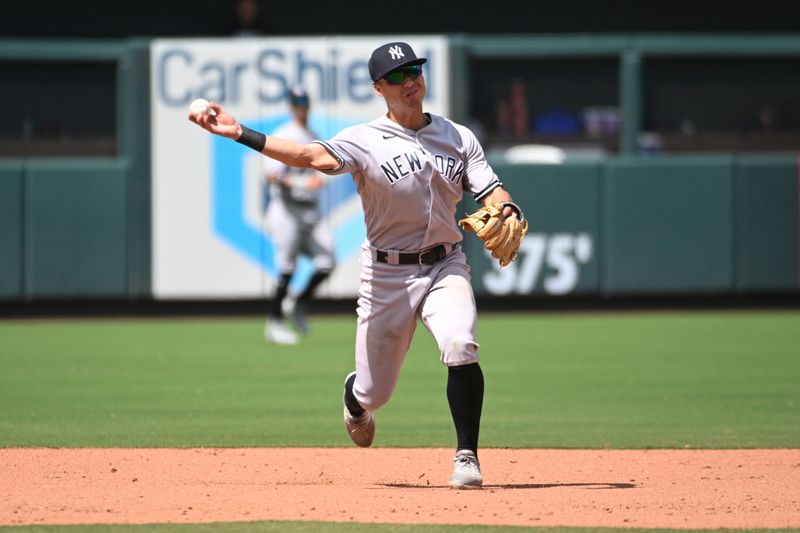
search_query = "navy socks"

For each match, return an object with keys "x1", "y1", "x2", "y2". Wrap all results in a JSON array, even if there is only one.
[
  {"x1": 447, "y1": 362, "x2": 484, "y2": 455},
  {"x1": 344, "y1": 372, "x2": 366, "y2": 416}
]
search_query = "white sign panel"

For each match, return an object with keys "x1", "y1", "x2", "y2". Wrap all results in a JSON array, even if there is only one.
[{"x1": 151, "y1": 36, "x2": 450, "y2": 299}]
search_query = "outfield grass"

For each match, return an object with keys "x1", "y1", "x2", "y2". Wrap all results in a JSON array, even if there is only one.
[{"x1": 1, "y1": 310, "x2": 798, "y2": 449}]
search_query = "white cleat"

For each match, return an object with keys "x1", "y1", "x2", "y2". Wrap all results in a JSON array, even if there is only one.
[
  {"x1": 448, "y1": 449, "x2": 483, "y2": 489},
  {"x1": 265, "y1": 319, "x2": 299, "y2": 345},
  {"x1": 342, "y1": 371, "x2": 375, "y2": 447}
]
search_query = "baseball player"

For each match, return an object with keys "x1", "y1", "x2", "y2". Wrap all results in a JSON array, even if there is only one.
[
  {"x1": 263, "y1": 86, "x2": 336, "y2": 345},
  {"x1": 189, "y1": 41, "x2": 526, "y2": 489}
]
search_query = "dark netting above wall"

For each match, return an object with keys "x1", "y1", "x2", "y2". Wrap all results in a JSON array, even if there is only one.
[{"x1": 0, "y1": 61, "x2": 117, "y2": 157}]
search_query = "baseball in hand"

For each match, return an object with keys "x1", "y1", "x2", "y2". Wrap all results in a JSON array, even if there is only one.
[{"x1": 189, "y1": 98, "x2": 212, "y2": 118}]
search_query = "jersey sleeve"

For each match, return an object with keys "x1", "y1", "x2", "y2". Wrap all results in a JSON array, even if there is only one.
[
  {"x1": 457, "y1": 124, "x2": 502, "y2": 201},
  {"x1": 312, "y1": 125, "x2": 368, "y2": 176}
]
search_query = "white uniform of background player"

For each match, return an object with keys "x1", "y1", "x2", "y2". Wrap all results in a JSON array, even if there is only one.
[
  {"x1": 189, "y1": 42, "x2": 524, "y2": 489},
  {"x1": 263, "y1": 86, "x2": 335, "y2": 345}
]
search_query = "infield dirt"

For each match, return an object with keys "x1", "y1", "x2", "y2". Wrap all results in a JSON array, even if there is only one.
[{"x1": 2, "y1": 448, "x2": 799, "y2": 529}]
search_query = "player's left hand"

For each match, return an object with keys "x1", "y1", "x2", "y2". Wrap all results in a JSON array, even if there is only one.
[{"x1": 459, "y1": 203, "x2": 528, "y2": 267}]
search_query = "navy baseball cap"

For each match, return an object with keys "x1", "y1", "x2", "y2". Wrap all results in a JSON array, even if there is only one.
[
  {"x1": 287, "y1": 85, "x2": 310, "y2": 107},
  {"x1": 368, "y1": 42, "x2": 427, "y2": 82}
]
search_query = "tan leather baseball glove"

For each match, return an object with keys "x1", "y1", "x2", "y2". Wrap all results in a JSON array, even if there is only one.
[{"x1": 459, "y1": 203, "x2": 528, "y2": 267}]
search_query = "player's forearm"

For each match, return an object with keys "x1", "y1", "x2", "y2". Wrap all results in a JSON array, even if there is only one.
[
  {"x1": 237, "y1": 125, "x2": 335, "y2": 171},
  {"x1": 261, "y1": 136, "x2": 315, "y2": 168}
]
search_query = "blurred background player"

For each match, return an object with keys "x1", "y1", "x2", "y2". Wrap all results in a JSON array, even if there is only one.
[{"x1": 263, "y1": 86, "x2": 336, "y2": 345}]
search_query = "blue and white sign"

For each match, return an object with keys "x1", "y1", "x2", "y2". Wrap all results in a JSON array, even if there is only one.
[{"x1": 151, "y1": 36, "x2": 450, "y2": 299}]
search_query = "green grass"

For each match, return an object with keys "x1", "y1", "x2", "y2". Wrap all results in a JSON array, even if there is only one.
[{"x1": 0, "y1": 311, "x2": 798, "y2": 449}]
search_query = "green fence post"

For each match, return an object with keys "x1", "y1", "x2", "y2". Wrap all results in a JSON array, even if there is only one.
[
  {"x1": 620, "y1": 49, "x2": 641, "y2": 157},
  {"x1": 119, "y1": 39, "x2": 152, "y2": 299}
]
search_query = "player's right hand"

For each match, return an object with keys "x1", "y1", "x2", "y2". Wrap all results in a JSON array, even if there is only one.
[{"x1": 188, "y1": 101, "x2": 242, "y2": 140}]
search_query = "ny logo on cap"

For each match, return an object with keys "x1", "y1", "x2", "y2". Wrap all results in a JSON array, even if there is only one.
[{"x1": 388, "y1": 45, "x2": 405, "y2": 60}]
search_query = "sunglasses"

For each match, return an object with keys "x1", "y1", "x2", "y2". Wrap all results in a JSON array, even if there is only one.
[{"x1": 383, "y1": 65, "x2": 423, "y2": 85}]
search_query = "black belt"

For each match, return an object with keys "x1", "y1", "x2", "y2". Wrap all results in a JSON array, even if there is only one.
[{"x1": 375, "y1": 244, "x2": 449, "y2": 265}]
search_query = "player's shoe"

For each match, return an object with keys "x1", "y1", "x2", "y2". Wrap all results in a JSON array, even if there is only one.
[
  {"x1": 282, "y1": 295, "x2": 308, "y2": 335},
  {"x1": 448, "y1": 449, "x2": 483, "y2": 489},
  {"x1": 265, "y1": 318, "x2": 299, "y2": 345},
  {"x1": 342, "y1": 371, "x2": 375, "y2": 447}
]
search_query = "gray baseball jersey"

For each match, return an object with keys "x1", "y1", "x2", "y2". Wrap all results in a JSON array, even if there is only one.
[
  {"x1": 314, "y1": 113, "x2": 501, "y2": 251},
  {"x1": 264, "y1": 119, "x2": 335, "y2": 272},
  {"x1": 314, "y1": 113, "x2": 501, "y2": 412}
]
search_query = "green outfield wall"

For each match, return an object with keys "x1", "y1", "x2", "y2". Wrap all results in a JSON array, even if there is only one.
[
  {"x1": 0, "y1": 37, "x2": 798, "y2": 301},
  {"x1": 465, "y1": 156, "x2": 799, "y2": 297},
  {"x1": 735, "y1": 156, "x2": 800, "y2": 291},
  {"x1": 0, "y1": 40, "x2": 151, "y2": 302},
  {"x1": 0, "y1": 162, "x2": 23, "y2": 299}
]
